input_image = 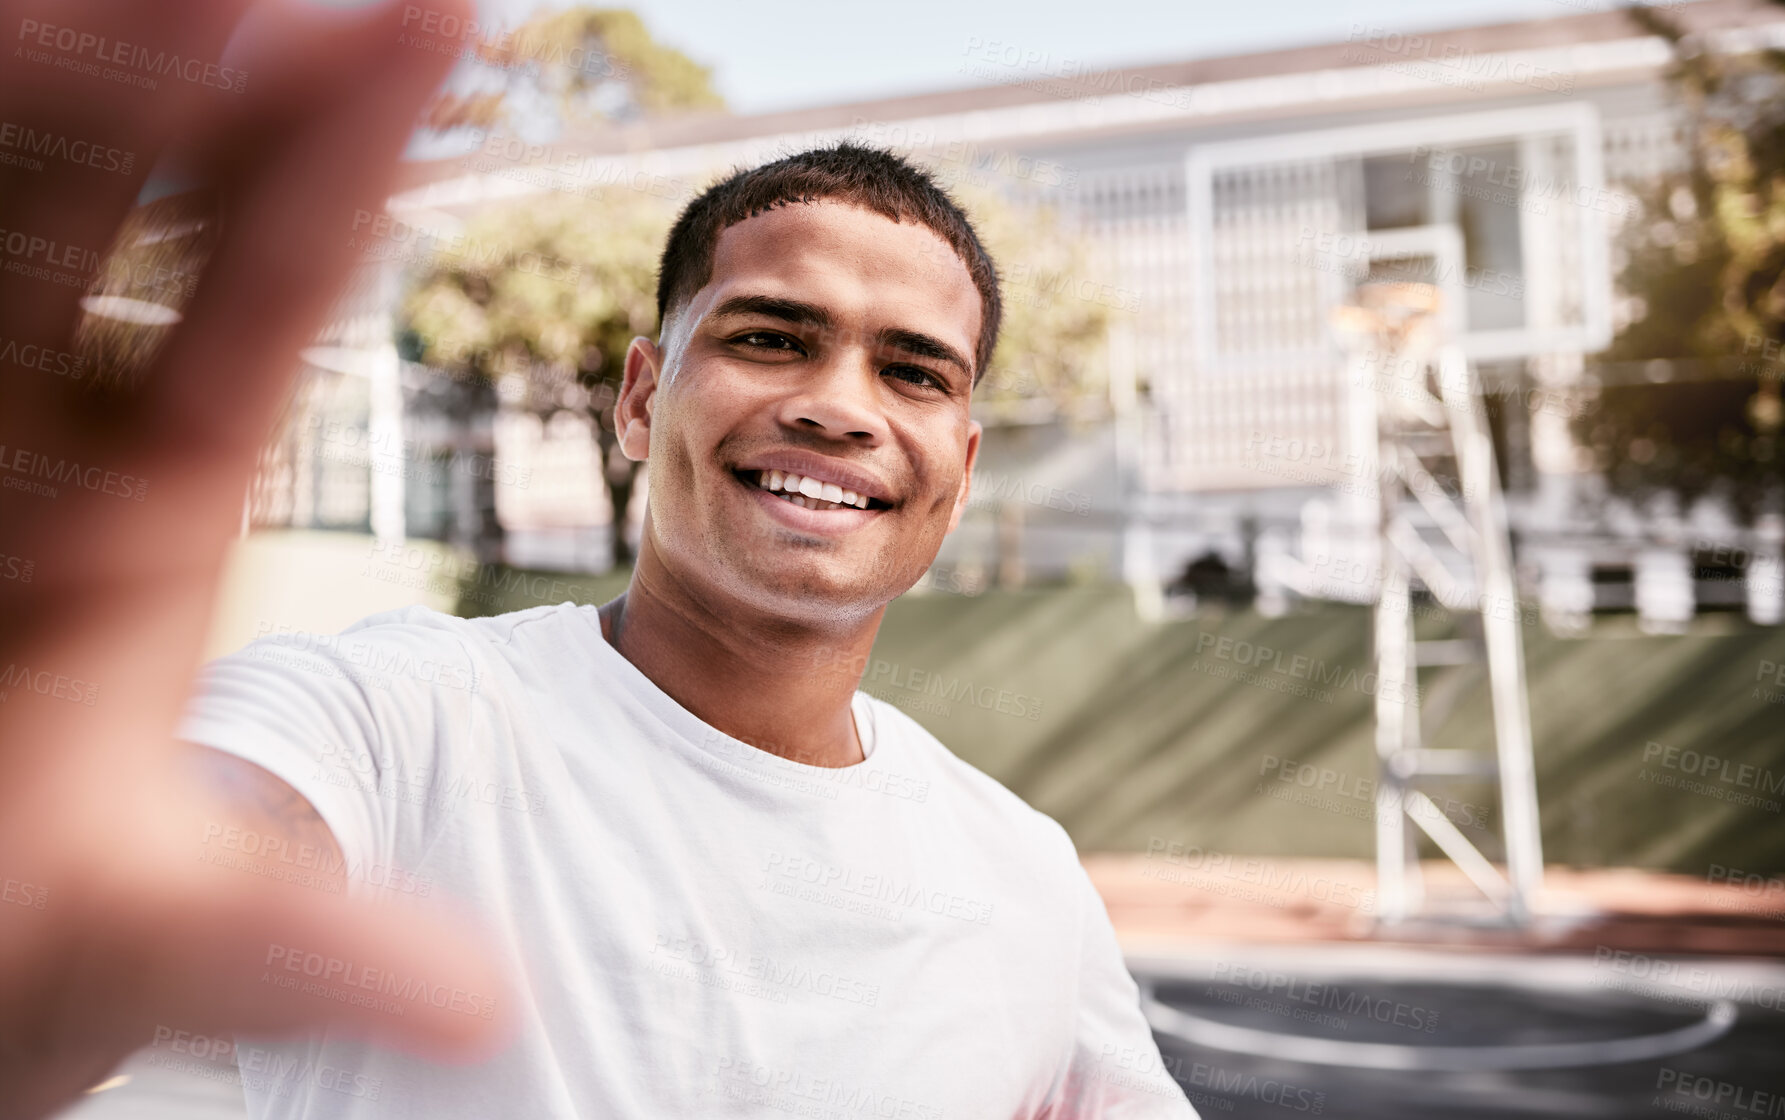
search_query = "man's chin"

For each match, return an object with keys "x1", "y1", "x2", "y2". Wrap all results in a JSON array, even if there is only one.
[{"x1": 722, "y1": 559, "x2": 902, "y2": 625}]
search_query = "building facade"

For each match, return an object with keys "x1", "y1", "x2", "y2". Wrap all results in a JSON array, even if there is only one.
[{"x1": 264, "y1": 0, "x2": 1785, "y2": 626}]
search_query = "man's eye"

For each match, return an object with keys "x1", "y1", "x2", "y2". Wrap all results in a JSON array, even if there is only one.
[
  {"x1": 885, "y1": 365, "x2": 945, "y2": 390},
  {"x1": 734, "y1": 331, "x2": 802, "y2": 352}
]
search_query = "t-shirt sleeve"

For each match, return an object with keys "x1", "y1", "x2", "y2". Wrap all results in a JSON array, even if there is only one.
[
  {"x1": 174, "y1": 608, "x2": 487, "y2": 876},
  {"x1": 1045, "y1": 858, "x2": 1200, "y2": 1118}
]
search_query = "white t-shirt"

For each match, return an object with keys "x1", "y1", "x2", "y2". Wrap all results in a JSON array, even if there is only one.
[{"x1": 177, "y1": 601, "x2": 1196, "y2": 1118}]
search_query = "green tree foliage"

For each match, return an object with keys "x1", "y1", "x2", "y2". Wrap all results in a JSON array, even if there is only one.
[
  {"x1": 1579, "y1": 4, "x2": 1785, "y2": 518},
  {"x1": 400, "y1": 186, "x2": 674, "y2": 565},
  {"x1": 938, "y1": 178, "x2": 1121, "y2": 425},
  {"x1": 425, "y1": 6, "x2": 722, "y2": 132}
]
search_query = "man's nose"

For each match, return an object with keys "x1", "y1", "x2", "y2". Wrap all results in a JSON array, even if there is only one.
[{"x1": 774, "y1": 346, "x2": 890, "y2": 443}]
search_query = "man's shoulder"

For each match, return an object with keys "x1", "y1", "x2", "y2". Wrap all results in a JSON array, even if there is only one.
[
  {"x1": 860, "y1": 693, "x2": 1077, "y2": 859},
  {"x1": 340, "y1": 599, "x2": 571, "y2": 641},
  {"x1": 321, "y1": 600, "x2": 584, "y2": 660},
  {"x1": 221, "y1": 601, "x2": 582, "y2": 702}
]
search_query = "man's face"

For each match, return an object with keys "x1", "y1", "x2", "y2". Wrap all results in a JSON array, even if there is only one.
[{"x1": 618, "y1": 199, "x2": 983, "y2": 625}]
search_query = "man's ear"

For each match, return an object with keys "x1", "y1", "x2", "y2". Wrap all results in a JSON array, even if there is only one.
[
  {"x1": 615, "y1": 336, "x2": 663, "y2": 462},
  {"x1": 944, "y1": 419, "x2": 982, "y2": 535}
]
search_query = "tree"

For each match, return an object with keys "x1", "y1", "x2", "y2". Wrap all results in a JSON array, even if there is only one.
[
  {"x1": 1576, "y1": 4, "x2": 1785, "y2": 520},
  {"x1": 396, "y1": 5, "x2": 720, "y2": 566},
  {"x1": 423, "y1": 6, "x2": 723, "y2": 134},
  {"x1": 902, "y1": 173, "x2": 1125, "y2": 587},
  {"x1": 399, "y1": 185, "x2": 674, "y2": 567},
  {"x1": 939, "y1": 178, "x2": 1122, "y2": 425}
]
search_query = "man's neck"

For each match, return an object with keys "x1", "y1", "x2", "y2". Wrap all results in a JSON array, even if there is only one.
[{"x1": 597, "y1": 541, "x2": 882, "y2": 769}]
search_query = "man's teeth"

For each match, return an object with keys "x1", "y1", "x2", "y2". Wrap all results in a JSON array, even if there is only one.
[{"x1": 754, "y1": 469, "x2": 872, "y2": 511}]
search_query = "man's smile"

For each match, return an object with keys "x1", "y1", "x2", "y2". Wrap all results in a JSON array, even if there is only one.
[
  {"x1": 727, "y1": 449, "x2": 897, "y2": 532},
  {"x1": 725, "y1": 452, "x2": 900, "y2": 536}
]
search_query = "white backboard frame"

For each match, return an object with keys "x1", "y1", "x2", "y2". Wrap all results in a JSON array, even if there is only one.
[{"x1": 1185, "y1": 103, "x2": 1614, "y2": 370}]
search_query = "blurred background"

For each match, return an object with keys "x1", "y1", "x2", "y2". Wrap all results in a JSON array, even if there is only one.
[{"x1": 54, "y1": 0, "x2": 1785, "y2": 1115}]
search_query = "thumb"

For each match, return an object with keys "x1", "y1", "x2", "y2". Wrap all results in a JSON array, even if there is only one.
[{"x1": 128, "y1": 861, "x2": 517, "y2": 1065}]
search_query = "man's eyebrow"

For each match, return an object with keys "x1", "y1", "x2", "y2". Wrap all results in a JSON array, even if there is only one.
[
  {"x1": 708, "y1": 293, "x2": 973, "y2": 382},
  {"x1": 877, "y1": 328, "x2": 972, "y2": 381},
  {"x1": 707, "y1": 294, "x2": 832, "y2": 329}
]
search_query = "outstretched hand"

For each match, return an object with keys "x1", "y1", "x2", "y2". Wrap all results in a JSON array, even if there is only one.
[{"x1": 0, "y1": 1, "x2": 511, "y2": 1115}]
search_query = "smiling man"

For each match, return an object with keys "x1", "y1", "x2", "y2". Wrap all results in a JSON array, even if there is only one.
[{"x1": 162, "y1": 144, "x2": 1199, "y2": 1117}]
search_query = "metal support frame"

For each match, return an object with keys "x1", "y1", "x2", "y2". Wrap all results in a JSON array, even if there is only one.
[{"x1": 1342, "y1": 285, "x2": 1545, "y2": 927}]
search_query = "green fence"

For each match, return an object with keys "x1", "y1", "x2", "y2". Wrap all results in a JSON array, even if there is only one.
[{"x1": 458, "y1": 570, "x2": 1785, "y2": 875}]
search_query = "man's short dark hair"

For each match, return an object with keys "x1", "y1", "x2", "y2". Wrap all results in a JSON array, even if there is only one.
[{"x1": 654, "y1": 144, "x2": 1002, "y2": 382}]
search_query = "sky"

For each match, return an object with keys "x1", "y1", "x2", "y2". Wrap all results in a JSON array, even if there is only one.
[{"x1": 479, "y1": 0, "x2": 1694, "y2": 115}]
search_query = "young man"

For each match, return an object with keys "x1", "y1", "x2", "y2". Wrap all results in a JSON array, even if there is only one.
[
  {"x1": 0, "y1": 1, "x2": 1192, "y2": 1115},
  {"x1": 172, "y1": 145, "x2": 1194, "y2": 1118}
]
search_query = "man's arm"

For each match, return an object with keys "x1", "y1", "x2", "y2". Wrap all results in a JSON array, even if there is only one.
[
  {"x1": 0, "y1": 0, "x2": 507, "y2": 1114},
  {"x1": 184, "y1": 744, "x2": 346, "y2": 894},
  {"x1": 1044, "y1": 845, "x2": 1200, "y2": 1118}
]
